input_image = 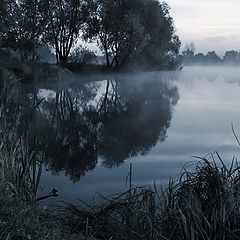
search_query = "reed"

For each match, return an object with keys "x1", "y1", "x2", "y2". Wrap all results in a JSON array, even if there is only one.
[
  {"x1": 60, "y1": 154, "x2": 240, "y2": 240},
  {"x1": 0, "y1": 76, "x2": 44, "y2": 202},
  {"x1": 158, "y1": 153, "x2": 240, "y2": 240}
]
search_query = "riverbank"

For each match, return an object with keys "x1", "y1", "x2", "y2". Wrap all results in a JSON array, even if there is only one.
[
  {"x1": 0, "y1": 48, "x2": 180, "y2": 86},
  {"x1": 1, "y1": 153, "x2": 240, "y2": 240}
]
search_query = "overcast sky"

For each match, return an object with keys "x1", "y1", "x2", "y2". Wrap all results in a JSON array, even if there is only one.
[{"x1": 167, "y1": 0, "x2": 240, "y2": 55}]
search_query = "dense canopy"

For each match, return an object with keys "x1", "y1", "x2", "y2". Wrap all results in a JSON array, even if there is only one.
[{"x1": 0, "y1": 0, "x2": 181, "y2": 70}]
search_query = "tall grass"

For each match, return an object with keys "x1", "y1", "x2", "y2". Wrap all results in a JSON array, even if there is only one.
[
  {"x1": 0, "y1": 76, "x2": 86, "y2": 240},
  {"x1": 61, "y1": 154, "x2": 240, "y2": 240},
  {"x1": 158, "y1": 153, "x2": 240, "y2": 240},
  {"x1": 0, "y1": 75, "x2": 44, "y2": 202}
]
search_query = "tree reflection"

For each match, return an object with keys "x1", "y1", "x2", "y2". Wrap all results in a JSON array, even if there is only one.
[
  {"x1": 3, "y1": 74, "x2": 179, "y2": 182},
  {"x1": 99, "y1": 78, "x2": 179, "y2": 166}
]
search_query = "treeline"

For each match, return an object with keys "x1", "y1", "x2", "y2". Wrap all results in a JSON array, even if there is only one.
[
  {"x1": 180, "y1": 43, "x2": 240, "y2": 65},
  {"x1": 0, "y1": 0, "x2": 181, "y2": 71}
]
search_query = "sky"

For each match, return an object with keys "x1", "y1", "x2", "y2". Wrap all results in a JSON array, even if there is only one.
[{"x1": 167, "y1": 0, "x2": 240, "y2": 56}]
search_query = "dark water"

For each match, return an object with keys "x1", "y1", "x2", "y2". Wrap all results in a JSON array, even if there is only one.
[{"x1": 6, "y1": 66, "x2": 240, "y2": 205}]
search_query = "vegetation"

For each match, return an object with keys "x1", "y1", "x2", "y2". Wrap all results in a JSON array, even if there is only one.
[
  {"x1": 43, "y1": 0, "x2": 84, "y2": 65},
  {"x1": 181, "y1": 42, "x2": 240, "y2": 65},
  {"x1": 2, "y1": 133, "x2": 240, "y2": 239},
  {"x1": 0, "y1": 0, "x2": 180, "y2": 70},
  {"x1": 82, "y1": 0, "x2": 180, "y2": 70}
]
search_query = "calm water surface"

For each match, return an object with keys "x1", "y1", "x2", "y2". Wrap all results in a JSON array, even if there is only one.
[{"x1": 15, "y1": 66, "x2": 240, "y2": 205}]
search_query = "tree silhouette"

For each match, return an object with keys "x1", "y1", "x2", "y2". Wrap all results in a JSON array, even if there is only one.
[
  {"x1": 43, "y1": 0, "x2": 84, "y2": 65},
  {"x1": 83, "y1": 0, "x2": 180, "y2": 70}
]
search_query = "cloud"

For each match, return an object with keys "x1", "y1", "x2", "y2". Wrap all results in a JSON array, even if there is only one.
[{"x1": 166, "y1": 0, "x2": 240, "y2": 54}]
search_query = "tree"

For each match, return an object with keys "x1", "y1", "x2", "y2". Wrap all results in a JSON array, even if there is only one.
[
  {"x1": 82, "y1": 0, "x2": 135, "y2": 68},
  {"x1": 223, "y1": 50, "x2": 240, "y2": 64},
  {"x1": 182, "y1": 42, "x2": 195, "y2": 57},
  {"x1": 17, "y1": 0, "x2": 48, "y2": 61},
  {"x1": 194, "y1": 53, "x2": 205, "y2": 63},
  {"x1": 205, "y1": 51, "x2": 221, "y2": 64},
  {"x1": 182, "y1": 42, "x2": 195, "y2": 64},
  {"x1": 0, "y1": 0, "x2": 12, "y2": 35},
  {"x1": 0, "y1": 0, "x2": 47, "y2": 61},
  {"x1": 0, "y1": 0, "x2": 21, "y2": 50},
  {"x1": 68, "y1": 46, "x2": 97, "y2": 65},
  {"x1": 130, "y1": 0, "x2": 181, "y2": 69},
  {"x1": 44, "y1": 0, "x2": 84, "y2": 65},
  {"x1": 83, "y1": 0, "x2": 180, "y2": 70}
]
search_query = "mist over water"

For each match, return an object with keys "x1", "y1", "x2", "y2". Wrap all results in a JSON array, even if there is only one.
[{"x1": 6, "y1": 66, "x2": 240, "y2": 205}]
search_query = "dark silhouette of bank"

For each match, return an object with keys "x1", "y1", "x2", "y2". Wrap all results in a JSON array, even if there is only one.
[
  {"x1": 180, "y1": 42, "x2": 240, "y2": 66},
  {"x1": 0, "y1": 0, "x2": 181, "y2": 81}
]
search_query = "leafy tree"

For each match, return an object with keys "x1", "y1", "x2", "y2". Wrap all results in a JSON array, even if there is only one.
[
  {"x1": 182, "y1": 42, "x2": 195, "y2": 64},
  {"x1": 182, "y1": 42, "x2": 195, "y2": 57},
  {"x1": 0, "y1": 0, "x2": 12, "y2": 35},
  {"x1": 0, "y1": 0, "x2": 47, "y2": 61},
  {"x1": 194, "y1": 53, "x2": 205, "y2": 63},
  {"x1": 68, "y1": 46, "x2": 97, "y2": 65},
  {"x1": 82, "y1": 0, "x2": 134, "y2": 68},
  {"x1": 205, "y1": 51, "x2": 221, "y2": 64},
  {"x1": 0, "y1": 0, "x2": 21, "y2": 50},
  {"x1": 43, "y1": 0, "x2": 84, "y2": 65},
  {"x1": 223, "y1": 50, "x2": 240, "y2": 64},
  {"x1": 130, "y1": 0, "x2": 180, "y2": 69},
  {"x1": 16, "y1": 0, "x2": 47, "y2": 60},
  {"x1": 83, "y1": 0, "x2": 180, "y2": 70}
]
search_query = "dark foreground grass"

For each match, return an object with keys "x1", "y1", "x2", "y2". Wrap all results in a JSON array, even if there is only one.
[
  {"x1": 2, "y1": 153, "x2": 240, "y2": 239},
  {"x1": 0, "y1": 195, "x2": 97, "y2": 240},
  {"x1": 57, "y1": 153, "x2": 240, "y2": 240},
  {"x1": 0, "y1": 196, "x2": 61, "y2": 239}
]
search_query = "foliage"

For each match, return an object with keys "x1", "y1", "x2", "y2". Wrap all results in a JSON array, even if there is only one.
[
  {"x1": 223, "y1": 50, "x2": 240, "y2": 64},
  {"x1": 181, "y1": 43, "x2": 240, "y2": 65},
  {"x1": 68, "y1": 46, "x2": 97, "y2": 64},
  {"x1": 0, "y1": 76, "x2": 45, "y2": 202},
  {"x1": 83, "y1": 0, "x2": 181, "y2": 70},
  {"x1": 0, "y1": 0, "x2": 47, "y2": 61},
  {"x1": 0, "y1": 0, "x2": 181, "y2": 68},
  {"x1": 59, "y1": 153, "x2": 240, "y2": 240},
  {"x1": 0, "y1": 196, "x2": 62, "y2": 240},
  {"x1": 43, "y1": 0, "x2": 84, "y2": 65}
]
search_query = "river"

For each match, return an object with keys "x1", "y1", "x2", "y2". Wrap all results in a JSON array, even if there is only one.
[{"x1": 6, "y1": 65, "x2": 240, "y2": 205}]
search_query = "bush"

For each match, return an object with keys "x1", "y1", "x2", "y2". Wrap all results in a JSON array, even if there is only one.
[{"x1": 68, "y1": 46, "x2": 97, "y2": 65}]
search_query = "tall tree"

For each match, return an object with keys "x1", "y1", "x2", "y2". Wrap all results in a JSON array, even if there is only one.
[
  {"x1": 83, "y1": 0, "x2": 180, "y2": 70},
  {"x1": 205, "y1": 51, "x2": 221, "y2": 64},
  {"x1": 0, "y1": 0, "x2": 47, "y2": 61},
  {"x1": 223, "y1": 50, "x2": 240, "y2": 64},
  {"x1": 44, "y1": 0, "x2": 83, "y2": 65},
  {"x1": 0, "y1": 0, "x2": 20, "y2": 50},
  {"x1": 17, "y1": 0, "x2": 47, "y2": 60}
]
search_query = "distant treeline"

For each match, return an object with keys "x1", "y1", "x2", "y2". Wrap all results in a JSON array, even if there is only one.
[
  {"x1": 180, "y1": 42, "x2": 240, "y2": 65},
  {"x1": 0, "y1": 0, "x2": 181, "y2": 71}
]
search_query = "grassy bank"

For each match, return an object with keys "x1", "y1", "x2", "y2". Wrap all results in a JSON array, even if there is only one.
[
  {"x1": 58, "y1": 155, "x2": 240, "y2": 240},
  {"x1": 1, "y1": 152, "x2": 240, "y2": 239},
  {"x1": 1, "y1": 75, "x2": 240, "y2": 239}
]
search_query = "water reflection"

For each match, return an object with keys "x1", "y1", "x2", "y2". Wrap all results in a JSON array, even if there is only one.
[
  {"x1": 99, "y1": 77, "x2": 179, "y2": 167},
  {"x1": 2, "y1": 73, "x2": 179, "y2": 182}
]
